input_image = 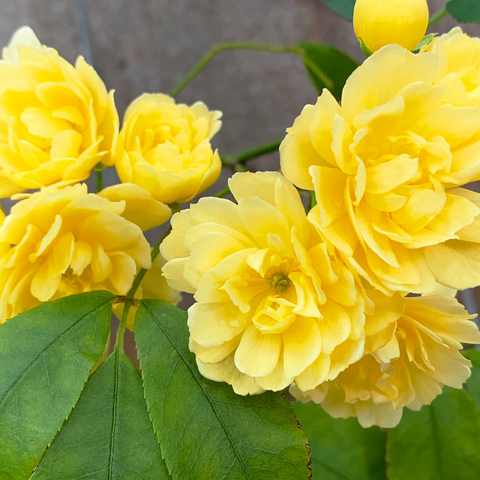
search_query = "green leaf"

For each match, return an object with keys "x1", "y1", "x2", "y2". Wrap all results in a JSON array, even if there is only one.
[
  {"x1": 299, "y1": 42, "x2": 358, "y2": 101},
  {"x1": 387, "y1": 386, "x2": 480, "y2": 480},
  {"x1": 135, "y1": 300, "x2": 311, "y2": 480},
  {"x1": 318, "y1": 0, "x2": 355, "y2": 21},
  {"x1": 32, "y1": 350, "x2": 169, "y2": 480},
  {"x1": 294, "y1": 403, "x2": 387, "y2": 480},
  {"x1": 447, "y1": 0, "x2": 480, "y2": 24},
  {"x1": 413, "y1": 33, "x2": 438, "y2": 53},
  {"x1": 0, "y1": 291, "x2": 114, "y2": 479},
  {"x1": 464, "y1": 349, "x2": 480, "y2": 412}
]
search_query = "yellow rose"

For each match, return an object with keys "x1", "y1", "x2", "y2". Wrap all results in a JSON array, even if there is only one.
[
  {"x1": 161, "y1": 171, "x2": 402, "y2": 395},
  {"x1": 0, "y1": 184, "x2": 151, "y2": 323},
  {"x1": 115, "y1": 93, "x2": 222, "y2": 205},
  {"x1": 353, "y1": 0, "x2": 429, "y2": 53},
  {"x1": 0, "y1": 27, "x2": 119, "y2": 198},
  {"x1": 281, "y1": 45, "x2": 480, "y2": 293},
  {"x1": 292, "y1": 294, "x2": 480, "y2": 428}
]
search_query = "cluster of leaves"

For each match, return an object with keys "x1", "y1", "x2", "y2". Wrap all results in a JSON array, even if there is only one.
[
  {"x1": 2, "y1": 293, "x2": 480, "y2": 479},
  {"x1": 0, "y1": 293, "x2": 310, "y2": 479}
]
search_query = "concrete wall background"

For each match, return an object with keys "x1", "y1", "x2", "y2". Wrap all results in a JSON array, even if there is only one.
[{"x1": 0, "y1": 0, "x2": 479, "y2": 354}]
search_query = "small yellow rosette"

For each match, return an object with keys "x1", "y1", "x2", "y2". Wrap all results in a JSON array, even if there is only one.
[
  {"x1": 0, "y1": 184, "x2": 151, "y2": 323},
  {"x1": 115, "y1": 93, "x2": 222, "y2": 205},
  {"x1": 0, "y1": 27, "x2": 119, "y2": 197}
]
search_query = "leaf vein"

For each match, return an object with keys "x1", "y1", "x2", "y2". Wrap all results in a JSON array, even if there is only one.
[
  {"x1": 0, "y1": 297, "x2": 112, "y2": 409},
  {"x1": 141, "y1": 303, "x2": 251, "y2": 479}
]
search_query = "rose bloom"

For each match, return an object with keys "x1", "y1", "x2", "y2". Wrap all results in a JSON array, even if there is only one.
[
  {"x1": 161, "y1": 171, "x2": 403, "y2": 395},
  {"x1": 115, "y1": 93, "x2": 222, "y2": 205},
  {"x1": 423, "y1": 28, "x2": 480, "y2": 108},
  {"x1": 0, "y1": 27, "x2": 118, "y2": 198},
  {"x1": 292, "y1": 294, "x2": 480, "y2": 428},
  {"x1": 281, "y1": 44, "x2": 480, "y2": 294},
  {"x1": 353, "y1": 0, "x2": 429, "y2": 53},
  {"x1": 0, "y1": 184, "x2": 155, "y2": 323}
]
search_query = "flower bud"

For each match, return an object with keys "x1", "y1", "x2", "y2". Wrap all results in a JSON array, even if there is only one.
[{"x1": 353, "y1": 0, "x2": 429, "y2": 53}]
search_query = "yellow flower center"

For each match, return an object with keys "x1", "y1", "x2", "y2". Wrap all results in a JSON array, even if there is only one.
[{"x1": 269, "y1": 272, "x2": 291, "y2": 293}]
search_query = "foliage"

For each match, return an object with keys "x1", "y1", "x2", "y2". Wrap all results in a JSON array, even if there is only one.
[
  {"x1": 317, "y1": 0, "x2": 356, "y2": 21},
  {"x1": 0, "y1": 292, "x2": 113, "y2": 479},
  {"x1": 135, "y1": 300, "x2": 312, "y2": 480},
  {"x1": 447, "y1": 0, "x2": 480, "y2": 24},
  {"x1": 299, "y1": 42, "x2": 358, "y2": 100},
  {"x1": 294, "y1": 403, "x2": 387, "y2": 480}
]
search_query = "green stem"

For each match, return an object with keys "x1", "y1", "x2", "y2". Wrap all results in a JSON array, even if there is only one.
[
  {"x1": 221, "y1": 139, "x2": 282, "y2": 166},
  {"x1": 116, "y1": 302, "x2": 131, "y2": 352},
  {"x1": 127, "y1": 227, "x2": 172, "y2": 300},
  {"x1": 114, "y1": 227, "x2": 171, "y2": 351},
  {"x1": 96, "y1": 170, "x2": 103, "y2": 193},
  {"x1": 310, "y1": 191, "x2": 317, "y2": 211},
  {"x1": 428, "y1": 6, "x2": 448, "y2": 28},
  {"x1": 213, "y1": 187, "x2": 231, "y2": 198},
  {"x1": 170, "y1": 42, "x2": 301, "y2": 98}
]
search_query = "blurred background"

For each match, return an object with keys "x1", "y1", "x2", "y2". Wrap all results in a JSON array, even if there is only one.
[{"x1": 0, "y1": 0, "x2": 479, "y2": 357}]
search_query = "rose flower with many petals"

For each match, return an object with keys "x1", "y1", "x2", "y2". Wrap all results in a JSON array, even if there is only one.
[
  {"x1": 0, "y1": 27, "x2": 118, "y2": 197},
  {"x1": 281, "y1": 44, "x2": 480, "y2": 294},
  {"x1": 0, "y1": 184, "x2": 154, "y2": 323},
  {"x1": 161, "y1": 171, "x2": 403, "y2": 395},
  {"x1": 115, "y1": 93, "x2": 222, "y2": 205},
  {"x1": 292, "y1": 294, "x2": 480, "y2": 428}
]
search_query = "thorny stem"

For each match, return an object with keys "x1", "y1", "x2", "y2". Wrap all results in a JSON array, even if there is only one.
[{"x1": 170, "y1": 42, "x2": 332, "y2": 98}]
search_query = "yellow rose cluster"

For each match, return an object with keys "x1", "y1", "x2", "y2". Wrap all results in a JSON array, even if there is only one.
[
  {"x1": 0, "y1": 27, "x2": 224, "y2": 322},
  {"x1": 3, "y1": 18, "x2": 480, "y2": 432},
  {"x1": 161, "y1": 28, "x2": 480, "y2": 428}
]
